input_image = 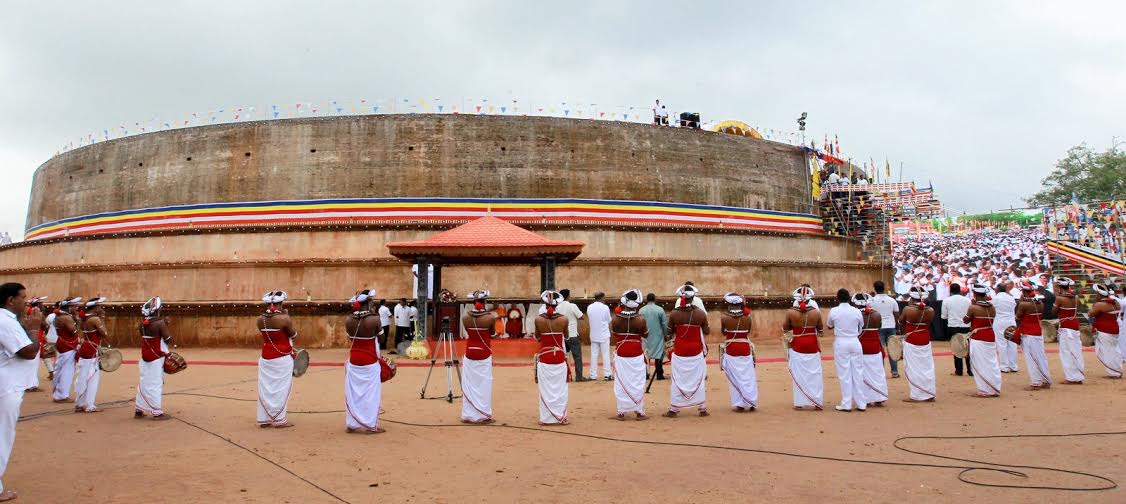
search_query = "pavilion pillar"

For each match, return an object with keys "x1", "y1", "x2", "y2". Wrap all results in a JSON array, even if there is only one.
[
  {"x1": 414, "y1": 257, "x2": 430, "y2": 342},
  {"x1": 540, "y1": 255, "x2": 557, "y2": 292},
  {"x1": 431, "y1": 262, "x2": 443, "y2": 339}
]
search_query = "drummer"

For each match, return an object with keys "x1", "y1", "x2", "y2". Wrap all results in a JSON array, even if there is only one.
[
  {"x1": 256, "y1": 291, "x2": 297, "y2": 428},
  {"x1": 135, "y1": 297, "x2": 173, "y2": 420},
  {"x1": 75, "y1": 297, "x2": 108, "y2": 413}
]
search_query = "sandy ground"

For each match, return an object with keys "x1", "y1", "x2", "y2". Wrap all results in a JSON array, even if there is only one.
[{"x1": 7, "y1": 340, "x2": 1126, "y2": 504}]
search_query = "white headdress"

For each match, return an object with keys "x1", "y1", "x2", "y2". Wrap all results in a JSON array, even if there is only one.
[
  {"x1": 62, "y1": 296, "x2": 83, "y2": 307},
  {"x1": 620, "y1": 289, "x2": 642, "y2": 310},
  {"x1": 792, "y1": 286, "x2": 814, "y2": 302},
  {"x1": 852, "y1": 292, "x2": 871, "y2": 307},
  {"x1": 349, "y1": 289, "x2": 375, "y2": 305},
  {"x1": 141, "y1": 296, "x2": 162, "y2": 317},
  {"x1": 262, "y1": 291, "x2": 288, "y2": 304},
  {"x1": 1093, "y1": 284, "x2": 1113, "y2": 298},
  {"x1": 1055, "y1": 277, "x2": 1074, "y2": 288},
  {"x1": 675, "y1": 284, "x2": 699, "y2": 299},
  {"x1": 908, "y1": 286, "x2": 926, "y2": 300},
  {"x1": 540, "y1": 290, "x2": 563, "y2": 306},
  {"x1": 723, "y1": 292, "x2": 745, "y2": 306},
  {"x1": 85, "y1": 297, "x2": 107, "y2": 308},
  {"x1": 468, "y1": 290, "x2": 490, "y2": 301},
  {"x1": 970, "y1": 283, "x2": 990, "y2": 296}
]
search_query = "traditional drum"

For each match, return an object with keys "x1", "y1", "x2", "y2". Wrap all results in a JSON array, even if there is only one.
[
  {"x1": 1079, "y1": 325, "x2": 1095, "y2": 347},
  {"x1": 41, "y1": 342, "x2": 58, "y2": 359},
  {"x1": 292, "y1": 348, "x2": 310, "y2": 377},
  {"x1": 886, "y1": 335, "x2": 904, "y2": 362},
  {"x1": 950, "y1": 332, "x2": 969, "y2": 359},
  {"x1": 163, "y1": 351, "x2": 188, "y2": 374},
  {"x1": 380, "y1": 356, "x2": 397, "y2": 382},
  {"x1": 98, "y1": 346, "x2": 123, "y2": 372},
  {"x1": 1003, "y1": 326, "x2": 1017, "y2": 342},
  {"x1": 1041, "y1": 319, "x2": 1058, "y2": 343}
]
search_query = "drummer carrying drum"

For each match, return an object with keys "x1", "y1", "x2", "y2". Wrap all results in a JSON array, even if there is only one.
[
  {"x1": 75, "y1": 297, "x2": 108, "y2": 413},
  {"x1": 256, "y1": 291, "x2": 298, "y2": 428},
  {"x1": 135, "y1": 296, "x2": 181, "y2": 420}
]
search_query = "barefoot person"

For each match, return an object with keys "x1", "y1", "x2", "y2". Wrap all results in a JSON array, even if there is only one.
[
  {"x1": 784, "y1": 286, "x2": 824, "y2": 410},
  {"x1": 343, "y1": 289, "x2": 385, "y2": 434},
  {"x1": 1052, "y1": 277, "x2": 1084, "y2": 384},
  {"x1": 19, "y1": 297, "x2": 46, "y2": 392},
  {"x1": 719, "y1": 292, "x2": 758, "y2": 412},
  {"x1": 534, "y1": 290, "x2": 570, "y2": 426},
  {"x1": 1089, "y1": 284, "x2": 1122, "y2": 379},
  {"x1": 898, "y1": 287, "x2": 937, "y2": 402},
  {"x1": 42, "y1": 301, "x2": 59, "y2": 381},
  {"x1": 992, "y1": 281, "x2": 1019, "y2": 373},
  {"x1": 853, "y1": 293, "x2": 888, "y2": 407},
  {"x1": 461, "y1": 290, "x2": 497, "y2": 425},
  {"x1": 610, "y1": 289, "x2": 648, "y2": 421},
  {"x1": 664, "y1": 284, "x2": 710, "y2": 418},
  {"x1": 965, "y1": 284, "x2": 1001, "y2": 397},
  {"x1": 50, "y1": 297, "x2": 82, "y2": 403},
  {"x1": 0, "y1": 283, "x2": 40, "y2": 502},
  {"x1": 1014, "y1": 280, "x2": 1051, "y2": 389},
  {"x1": 135, "y1": 297, "x2": 173, "y2": 420},
  {"x1": 74, "y1": 298, "x2": 108, "y2": 413},
  {"x1": 257, "y1": 291, "x2": 297, "y2": 428},
  {"x1": 828, "y1": 288, "x2": 866, "y2": 412}
]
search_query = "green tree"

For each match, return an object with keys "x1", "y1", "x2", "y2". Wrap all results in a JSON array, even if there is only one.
[{"x1": 1026, "y1": 144, "x2": 1126, "y2": 206}]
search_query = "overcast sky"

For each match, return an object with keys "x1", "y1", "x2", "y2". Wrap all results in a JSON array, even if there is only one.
[{"x1": 2, "y1": 1, "x2": 1123, "y2": 239}]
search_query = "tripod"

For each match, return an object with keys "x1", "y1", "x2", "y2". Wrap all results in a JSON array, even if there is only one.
[{"x1": 420, "y1": 317, "x2": 462, "y2": 403}]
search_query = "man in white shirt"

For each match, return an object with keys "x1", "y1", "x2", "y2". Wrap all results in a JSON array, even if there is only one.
[
  {"x1": 377, "y1": 300, "x2": 392, "y2": 352},
  {"x1": 991, "y1": 282, "x2": 1019, "y2": 373},
  {"x1": 827, "y1": 289, "x2": 866, "y2": 412},
  {"x1": 392, "y1": 299, "x2": 412, "y2": 354},
  {"x1": 409, "y1": 302, "x2": 419, "y2": 337},
  {"x1": 586, "y1": 293, "x2": 612, "y2": 381},
  {"x1": 557, "y1": 289, "x2": 588, "y2": 381},
  {"x1": 870, "y1": 281, "x2": 900, "y2": 378},
  {"x1": 941, "y1": 284, "x2": 973, "y2": 376},
  {"x1": 0, "y1": 283, "x2": 39, "y2": 502}
]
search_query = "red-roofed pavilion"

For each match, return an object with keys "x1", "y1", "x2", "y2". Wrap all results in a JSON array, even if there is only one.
[{"x1": 387, "y1": 216, "x2": 585, "y2": 342}]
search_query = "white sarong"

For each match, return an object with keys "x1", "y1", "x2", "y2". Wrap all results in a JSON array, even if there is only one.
[
  {"x1": 1021, "y1": 336, "x2": 1052, "y2": 386},
  {"x1": 460, "y1": 356, "x2": 494, "y2": 422},
  {"x1": 1056, "y1": 328, "x2": 1085, "y2": 382},
  {"x1": 536, "y1": 361, "x2": 569, "y2": 424},
  {"x1": 134, "y1": 358, "x2": 166, "y2": 415},
  {"x1": 721, "y1": 354, "x2": 758, "y2": 409},
  {"x1": 969, "y1": 339, "x2": 1002, "y2": 395},
  {"x1": 994, "y1": 320, "x2": 1018, "y2": 372},
  {"x1": 51, "y1": 350, "x2": 77, "y2": 401},
  {"x1": 833, "y1": 339, "x2": 866, "y2": 410},
  {"x1": 669, "y1": 353, "x2": 706, "y2": 411},
  {"x1": 1095, "y1": 331, "x2": 1123, "y2": 378},
  {"x1": 0, "y1": 391, "x2": 24, "y2": 493},
  {"x1": 74, "y1": 357, "x2": 100, "y2": 412},
  {"x1": 903, "y1": 342, "x2": 936, "y2": 401},
  {"x1": 612, "y1": 354, "x2": 646, "y2": 414},
  {"x1": 860, "y1": 353, "x2": 889, "y2": 405},
  {"x1": 787, "y1": 350, "x2": 823, "y2": 409},
  {"x1": 344, "y1": 361, "x2": 381, "y2": 431},
  {"x1": 257, "y1": 355, "x2": 294, "y2": 426}
]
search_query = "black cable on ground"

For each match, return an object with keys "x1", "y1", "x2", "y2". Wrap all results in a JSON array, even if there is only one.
[
  {"x1": 21, "y1": 385, "x2": 1120, "y2": 496},
  {"x1": 172, "y1": 415, "x2": 351, "y2": 504},
  {"x1": 371, "y1": 417, "x2": 1119, "y2": 492},
  {"x1": 167, "y1": 392, "x2": 1120, "y2": 492}
]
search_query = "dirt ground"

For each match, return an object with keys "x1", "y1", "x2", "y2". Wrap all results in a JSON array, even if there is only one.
[{"x1": 8, "y1": 340, "x2": 1126, "y2": 504}]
